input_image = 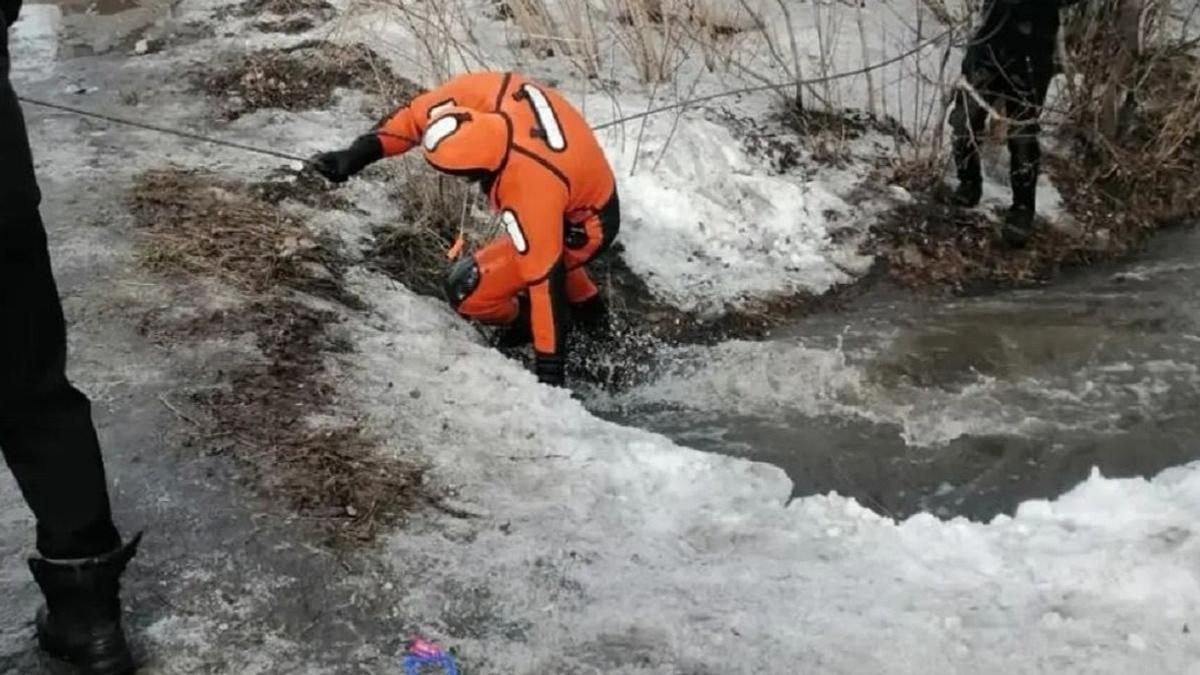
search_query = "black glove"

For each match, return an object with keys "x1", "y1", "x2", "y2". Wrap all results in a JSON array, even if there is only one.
[
  {"x1": 308, "y1": 134, "x2": 383, "y2": 184},
  {"x1": 534, "y1": 352, "x2": 565, "y2": 387}
]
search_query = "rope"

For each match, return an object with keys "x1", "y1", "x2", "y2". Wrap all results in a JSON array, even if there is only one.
[
  {"x1": 17, "y1": 28, "x2": 954, "y2": 160},
  {"x1": 17, "y1": 95, "x2": 314, "y2": 165},
  {"x1": 591, "y1": 28, "x2": 953, "y2": 131}
]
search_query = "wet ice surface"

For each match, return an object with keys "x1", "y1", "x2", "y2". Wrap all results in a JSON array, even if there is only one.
[{"x1": 593, "y1": 227, "x2": 1200, "y2": 520}]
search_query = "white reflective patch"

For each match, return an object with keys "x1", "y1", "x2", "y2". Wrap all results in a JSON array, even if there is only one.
[
  {"x1": 521, "y1": 84, "x2": 565, "y2": 151},
  {"x1": 422, "y1": 115, "x2": 460, "y2": 152},
  {"x1": 502, "y1": 210, "x2": 528, "y2": 254},
  {"x1": 428, "y1": 99, "x2": 456, "y2": 119}
]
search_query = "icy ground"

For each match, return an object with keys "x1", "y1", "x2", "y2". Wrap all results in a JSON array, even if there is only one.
[{"x1": 2, "y1": 0, "x2": 1199, "y2": 672}]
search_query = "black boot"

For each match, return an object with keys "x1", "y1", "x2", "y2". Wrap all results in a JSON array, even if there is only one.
[
  {"x1": 1004, "y1": 131, "x2": 1041, "y2": 249},
  {"x1": 28, "y1": 532, "x2": 142, "y2": 675},
  {"x1": 951, "y1": 180, "x2": 982, "y2": 208},
  {"x1": 1002, "y1": 206, "x2": 1035, "y2": 248},
  {"x1": 492, "y1": 295, "x2": 532, "y2": 349},
  {"x1": 950, "y1": 100, "x2": 985, "y2": 209},
  {"x1": 570, "y1": 294, "x2": 611, "y2": 339}
]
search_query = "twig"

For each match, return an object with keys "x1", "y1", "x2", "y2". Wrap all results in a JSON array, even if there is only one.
[{"x1": 158, "y1": 393, "x2": 206, "y2": 428}]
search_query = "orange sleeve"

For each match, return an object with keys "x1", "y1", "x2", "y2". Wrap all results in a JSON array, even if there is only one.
[
  {"x1": 374, "y1": 73, "x2": 511, "y2": 157},
  {"x1": 498, "y1": 179, "x2": 569, "y2": 357},
  {"x1": 374, "y1": 87, "x2": 454, "y2": 157}
]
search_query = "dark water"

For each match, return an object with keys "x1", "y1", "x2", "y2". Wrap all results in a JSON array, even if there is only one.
[{"x1": 589, "y1": 227, "x2": 1200, "y2": 521}]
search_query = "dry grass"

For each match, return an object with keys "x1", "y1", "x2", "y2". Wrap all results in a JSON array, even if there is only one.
[
  {"x1": 130, "y1": 167, "x2": 443, "y2": 544},
  {"x1": 128, "y1": 167, "x2": 365, "y2": 307},
  {"x1": 224, "y1": 0, "x2": 334, "y2": 18},
  {"x1": 185, "y1": 301, "x2": 426, "y2": 544},
  {"x1": 1057, "y1": 3, "x2": 1200, "y2": 231},
  {"x1": 129, "y1": 168, "x2": 334, "y2": 294},
  {"x1": 368, "y1": 165, "x2": 496, "y2": 298},
  {"x1": 254, "y1": 15, "x2": 319, "y2": 33},
  {"x1": 200, "y1": 40, "x2": 423, "y2": 120},
  {"x1": 872, "y1": 197, "x2": 1115, "y2": 290},
  {"x1": 142, "y1": 298, "x2": 429, "y2": 544}
]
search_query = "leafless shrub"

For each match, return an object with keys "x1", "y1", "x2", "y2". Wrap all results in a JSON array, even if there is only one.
[{"x1": 1057, "y1": 0, "x2": 1200, "y2": 229}]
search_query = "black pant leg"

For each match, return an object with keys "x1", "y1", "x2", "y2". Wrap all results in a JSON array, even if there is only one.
[
  {"x1": 1004, "y1": 56, "x2": 1053, "y2": 213},
  {"x1": 950, "y1": 47, "x2": 1002, "y2": 187},
  {"x1": 0, "y1": 17, "x2": 121, "y2": 560}
]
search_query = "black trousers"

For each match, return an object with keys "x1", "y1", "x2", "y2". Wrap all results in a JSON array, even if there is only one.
[
  {"x1": 949, "y1": 44, "x2": 1054, "y2": 212},
  {"x1": 1, "y1": 16, "x2": 121, "y2": 559}
]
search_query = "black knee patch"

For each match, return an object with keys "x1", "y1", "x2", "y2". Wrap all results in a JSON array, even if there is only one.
[
  {"x1": 564, "y1": 223, "x2": 588, "y2": 250},
  {"x1": 444, "y1": 257, "x2": 481, "y2": 308}
]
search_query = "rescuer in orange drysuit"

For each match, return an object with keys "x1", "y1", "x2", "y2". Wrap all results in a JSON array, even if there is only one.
[{"x1": 309, "y1": 71, "x2": 619, "y2": 387}]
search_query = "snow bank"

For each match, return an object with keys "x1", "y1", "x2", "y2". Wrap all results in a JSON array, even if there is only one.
[
  {"x1": 342, "y1": 270, "x2": 1200, "y2": 674},
  {"x1": 8, "y1": 4, "x2": 62, "y2": 80},
  {"x1": 599, "y1": 116, "x2": 873, "y2": 313}
]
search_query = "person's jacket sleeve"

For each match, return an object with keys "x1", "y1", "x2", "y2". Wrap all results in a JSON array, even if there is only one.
[{"x1": 372, "y1": 75, "x2": 497, "y2": 157}]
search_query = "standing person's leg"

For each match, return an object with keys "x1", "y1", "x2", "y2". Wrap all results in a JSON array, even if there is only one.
[
  {"x1": 1001, "y1": 55, "x2": 1054, "y2": 247},
  {"x1": 948, "y1": 47, "x2": 1001, "y2": 208},
  {"x1": 1, "y1": 16, "x2": 140, "y2": 675}
]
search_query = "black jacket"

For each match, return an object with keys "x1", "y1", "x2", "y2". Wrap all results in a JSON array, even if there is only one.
[
  {"x1": 975, "y1": 0, "x2": 1083, "y2": 55},
  {"x1": 3, "y1": 0, "x2": 20, "y2": 27}
]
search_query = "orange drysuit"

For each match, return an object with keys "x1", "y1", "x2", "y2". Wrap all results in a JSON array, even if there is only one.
[{"x1": 371, "y1": 71, "x2": 619, "y2": 384}]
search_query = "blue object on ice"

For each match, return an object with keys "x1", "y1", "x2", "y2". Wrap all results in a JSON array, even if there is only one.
[
  {"x1": 403, "y1": 654, "x2": 459, "y2": 675},
  {"x1": 403, "y1": 641, "x2": 460, "y2": 675}
]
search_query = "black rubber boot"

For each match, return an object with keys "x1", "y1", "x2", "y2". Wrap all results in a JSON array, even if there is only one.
[
  {"x1": 492, "y1": 295, "x2": 532, "y2": 349},
  {"x1": 1004, "y1": 132, "x2": 1041, "y2": 248},
  {"x1": 951, "y1": 180, "x2": 982, "y2": 208},
  {"x1": 569, "y1": 294, "x2": 611, "y2": 339},
  {"x1": 1001, "y1": 206, "x2": 1035, "y2": 249},
  {"x1": 950, "y1": 111, "x2": 984, "y2": 208},
  {"x1": 28, "y1": 532, "x2": 142, "y2": 675}
]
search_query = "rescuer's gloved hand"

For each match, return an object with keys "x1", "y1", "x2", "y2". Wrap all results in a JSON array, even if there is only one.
[{"x1": 309, "y1": 134, "x2": 383, "y2": 184}]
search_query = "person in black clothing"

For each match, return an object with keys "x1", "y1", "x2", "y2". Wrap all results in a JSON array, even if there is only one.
[
  {"x1": 2, "y1": 2, "x2": 141, "y2": 674},
  {"x1": 949, "y1": 0, "x2": 1083, "y2": 247}
]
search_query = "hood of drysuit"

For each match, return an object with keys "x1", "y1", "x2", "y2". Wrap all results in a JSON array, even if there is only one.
[{"x1": 421, "y1": 106, "x2": 511, "y2": 177}]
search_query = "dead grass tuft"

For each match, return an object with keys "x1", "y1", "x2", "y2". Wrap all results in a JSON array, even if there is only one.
[
  {"x1": 130, "y1": 168, "x2": 324, "y2": 291},
  {"x1": 871, "y1": 194, "x2": 1123, "y2": 290},
  {"x1": 779, "y1": 101, "x2": 909, "y2": 143},
  {"x1": 130, "y1": 166, "x2": 445, "y2": 544},
  {"x1": 1059, "y1": 48, "x2": 1200, "y2": 232},
  {"x1": 200, "y1": 41, "x2": 423, "y2": 120},
  {"x1": 225, "y1": 0, "x2": 334, "y2": 19},
  {"x1": 368, "y1": 169, "x2": 490, "y2": 298},
  {"x1": 127, "y1": 167, "x2": 362, "y2": 307},
  {"x1": 190, "y1": 301, "x2": 426, "y2": 543},
  {"x1": 142, "y1": 299, "x2": 429, "y2": 544},
  {"x1": 254, "y1": 15, "x2": 318, "y2": 33}
]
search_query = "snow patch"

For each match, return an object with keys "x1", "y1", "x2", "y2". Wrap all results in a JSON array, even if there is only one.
[
  {"x1": 339, "y1": 270, "x2": 1200, "y2": 672},
  {"x1": 9, "y1": 4, "x2": 62, "y2": 80},
  {"x1": 600, "y1": 116, "x2": 874, "y2": 313}
]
